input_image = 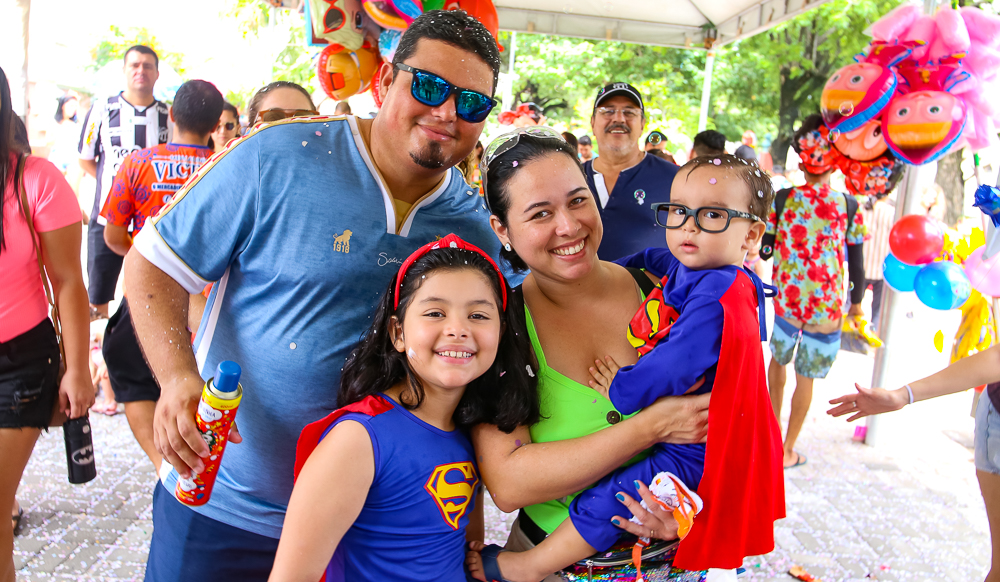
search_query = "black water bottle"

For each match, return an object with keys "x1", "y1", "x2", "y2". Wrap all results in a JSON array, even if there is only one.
[{"x1": 63, "y1": 415, "x2": 97, "y2": 484}]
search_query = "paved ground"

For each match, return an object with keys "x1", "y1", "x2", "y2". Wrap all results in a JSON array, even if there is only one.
[{"x1": 12, "y1": 293, "x2": 993, "y2": 581}]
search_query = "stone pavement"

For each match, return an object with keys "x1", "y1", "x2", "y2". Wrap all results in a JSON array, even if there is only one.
[{"x1": 13, "y1": 349, "x2": 992, "y2": 581}]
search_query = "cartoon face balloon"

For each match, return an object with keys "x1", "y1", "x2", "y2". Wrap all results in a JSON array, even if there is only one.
[
  {"x1": 821, "y1": 42, "x2": 913, "y2": 133},
  {"x1": 308, "y1": 0, "x2": 368, "y2": 50},
  {"x1": 832, "y1": 118, "x2": 888, "y2": 161},
  {"x1": 882, "y1": 90, "x2": 968, "y2": 165},
  {"x1": 317, "y1": 41, "x2": 381, "y2": 101}
]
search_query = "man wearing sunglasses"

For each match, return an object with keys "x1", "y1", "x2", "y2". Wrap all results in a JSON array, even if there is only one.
[
  {"x1": 583, "y1": 83, "x2": 679, "y2": 261},
  {"x1": 122, "y1": 10, "x2": 505, "y2": 582}
]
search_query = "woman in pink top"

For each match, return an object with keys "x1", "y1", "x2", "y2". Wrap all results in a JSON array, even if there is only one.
[{"x1": 0, "y1": 67, "x2": 93, "y2": 582}]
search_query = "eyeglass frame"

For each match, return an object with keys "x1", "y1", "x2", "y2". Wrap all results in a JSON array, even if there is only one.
[
  {"x1": 478, "y1": 126, "x2": 567, "y2": 213},
  {"x1": 393, "y1": 63, "x2": 497, "y2": 124},
  {"x1": 595, "y1": 106, "x2": 642, "y2": 120},
  {"x1": 651, "y1": 202, "x2": 764, "y2": 233}
]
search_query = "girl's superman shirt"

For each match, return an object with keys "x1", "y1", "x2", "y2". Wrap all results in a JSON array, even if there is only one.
[{"x1": 613, "y1": 247, "x2": 785, "y2": 570}]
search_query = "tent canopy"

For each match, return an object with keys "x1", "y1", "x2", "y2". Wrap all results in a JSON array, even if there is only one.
[{"x1": 495, "y1": 0, "x2": 833, "y2": 49}]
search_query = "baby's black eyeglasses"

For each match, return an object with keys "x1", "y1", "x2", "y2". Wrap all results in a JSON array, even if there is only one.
[{"x1": 652, "y1": 202, "x2": 763, "y2": 233}]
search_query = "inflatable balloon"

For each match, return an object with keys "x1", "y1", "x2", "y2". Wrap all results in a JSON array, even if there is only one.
[
  {"x1": 363, "y1": 0, "x2": 409, "y2": 30},
  {"x1": 445, "y1": 0, "x2": 499, "y2": 44},
  {"x1": 316, "y1": 41, "x2": 382, "y2": 100},
  {"x1": 883, "y1": 59, "x2": 970, "y2": 165},
  {"x1": 889, "y1": 214, "x2": 945, "y2": 265},
  {"x1": 378, "y1": 28, "x2": 402, "y2": 61},
  {"x1": 306, "y1": 0, "x2": 369, "y2": 49},
  {"x1": 964, "y1": 246, "x2": 1000, "y2": 296},
  {"x1": 883, "y1": 253, "x2": 922, "y2": 292},
  {"x1": 821, "y1": 42, "x2": 913, "y2": 132},
  {"x1": 832, "y1": 118, "x2": 887, "y2": 161},
  {"x1": 914, "y1": 261, "x2": 972, "y2": 310}
]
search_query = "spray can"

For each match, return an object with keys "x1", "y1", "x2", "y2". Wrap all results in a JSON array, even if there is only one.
[
  {"x1": 63, "y1": 415, "x2": 97, "y2": 484},
  {"x1": 175, "y1": 361, "x2": 242, "y2": 506}
]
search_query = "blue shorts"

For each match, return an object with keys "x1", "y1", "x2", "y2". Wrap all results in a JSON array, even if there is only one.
[
  {"x1": 975, "y1": 394, "x2": 1000, "y2": 475},
  {"x1": 768, "y1": 315, "x2": 841, "y2": 379},
  {"x1": 145, "y1": 482, "x2": 279, "y2": 582}
]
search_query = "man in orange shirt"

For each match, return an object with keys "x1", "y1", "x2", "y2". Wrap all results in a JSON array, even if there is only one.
[{"x1": 100, "y1": 80, "x2": 223, "y2": 472}]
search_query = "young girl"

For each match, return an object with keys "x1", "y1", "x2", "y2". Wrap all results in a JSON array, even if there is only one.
[{"x1": 268, "y1": 234, "x2": 538, "y2": 582}]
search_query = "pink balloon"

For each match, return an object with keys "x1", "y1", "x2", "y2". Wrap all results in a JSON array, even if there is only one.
[
  {"x1": 905, "y1": 16, "x2": 938, "y2": 60},
  {"x1": 965, "y1": 247, "x2": 1000, "y2": 296},
  {"x1": 962, "y1": 7, "x2": 1000, "y2": 49},
  {"x1": 936, "y1": 8, "x2": 971, "y2": 53},
  {"x1": 872, "y1": 4, "x2": 922, "y2": 42}
]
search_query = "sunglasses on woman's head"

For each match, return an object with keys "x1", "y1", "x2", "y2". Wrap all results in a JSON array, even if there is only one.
[
  {"x1": 256, "y1": 108, "x2": 318, "y2": 124},
  {"x1": 479, "y1": 126, "x2": 566, "y2": 212},
  {"x1": 394, "y1": 63, "x2": 496, "y2": 124}
]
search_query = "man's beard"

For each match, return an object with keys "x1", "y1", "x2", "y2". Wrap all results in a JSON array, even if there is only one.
[{"x1": 410, "y1": 142, "x2": 447, "y2": 169}]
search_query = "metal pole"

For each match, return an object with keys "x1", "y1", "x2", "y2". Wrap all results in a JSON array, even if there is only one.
[
  {"x1": 697, "y1": 50, "x2": 715, "y2": 132},
  {"x1": 501, "y1": 32, "x2": 517, "y2": 114}
]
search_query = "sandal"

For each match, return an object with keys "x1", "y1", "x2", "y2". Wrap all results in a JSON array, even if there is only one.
[
  {"x1": 11, "y1": 506, "x2": 23, "y2": 536},
  {"x1": 479, "y1": 544, "x2": 513, "y2": 582}
]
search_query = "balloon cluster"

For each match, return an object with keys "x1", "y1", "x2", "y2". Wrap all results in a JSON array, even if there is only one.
[
  {"x1": 882, "y1": 212, "x2": 1000, "y2": 310},
  {"x1": 821, "y1": 4, "x2": 1000, "y2": 166},
  {"x1": 305, "y1": 0, "x2": 500, "y2": 102}
]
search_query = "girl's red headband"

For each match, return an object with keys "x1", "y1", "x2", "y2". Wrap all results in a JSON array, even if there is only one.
[{"x1": 393, "y1": 234, "x2": 508, "y2": 311}]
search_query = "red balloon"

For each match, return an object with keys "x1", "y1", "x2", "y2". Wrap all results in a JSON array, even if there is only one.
[{"x1": 888, "y1": 214, "x2": 944, "y2": 265}]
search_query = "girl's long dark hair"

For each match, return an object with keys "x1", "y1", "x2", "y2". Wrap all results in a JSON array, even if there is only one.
[
  {"x1": 1, "y1": 66, "x2": 17, "y2": 252},
  {"x1": 339, "y1": 248, "x2": 539, "y2": 433}
]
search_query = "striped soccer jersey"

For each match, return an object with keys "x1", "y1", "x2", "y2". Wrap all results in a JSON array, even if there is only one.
[{"x1": 78, "y1": 92, "x2": 172, "y2": 223}]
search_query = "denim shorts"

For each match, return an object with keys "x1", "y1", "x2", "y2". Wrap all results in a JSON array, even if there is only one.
[
  {"x1": 975, "y1": 393, "x2": 1000, "y2": 475},
  {"x1": 0, "y1": 319, "x2": 60, "y2": 429},
  {"x1": 768, "y1": 315, "x2": 842, "y2": 379}
]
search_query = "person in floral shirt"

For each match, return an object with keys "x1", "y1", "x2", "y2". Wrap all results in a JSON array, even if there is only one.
[{"x1": 760, "y1": 114, "x2": 866, "y2": 469}]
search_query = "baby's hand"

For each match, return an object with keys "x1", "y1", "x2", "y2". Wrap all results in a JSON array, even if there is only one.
[{"x1": 589, "y1": 356, "x2": 621, "y2": 400}]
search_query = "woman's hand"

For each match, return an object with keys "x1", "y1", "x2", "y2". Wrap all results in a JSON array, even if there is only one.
[
  {"x1": 60, "y1": 368, "x2": 96, "y2": 419},
  {"x1": 638, "y1": 391, "x2": 710, "y2": 446},
  {"x1": 588, "y1": 356, "x2": 621, "y2": 400},
  {"x1": 610, "y1": 480, "x2": 679, "y2": 541},
  {"x1": 827, "y1": 383, "x2": 908, "y2": 422}
]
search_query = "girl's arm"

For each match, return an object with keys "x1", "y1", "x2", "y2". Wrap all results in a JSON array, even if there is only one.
[
  {"x1": 828, "y1": 343, "x2": 1000, "y2": 421},
  {"x1": 39, "y1": 222, "x2": 94, "y2": 418},
  {"x1": 269, "y1": 421, "x2": 375, "y2": 582},
  {"x1": 472, "y1": 392, "x2": 709, "y2": 513}
]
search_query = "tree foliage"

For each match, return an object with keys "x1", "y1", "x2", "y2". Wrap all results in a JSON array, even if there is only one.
[{"x1": 88, "y1": 25, "x2": 186, "y2": 75}]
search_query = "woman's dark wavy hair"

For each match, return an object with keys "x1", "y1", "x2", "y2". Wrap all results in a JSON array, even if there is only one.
[
  {"x1": 339, "y1": 247, "x2": 539, "y2": 432},
  {"x1": 483, "y1": 134, "x2": 587, "y2": 272},
  {"x1": 54, "y1": 95, "x2": 77, "y2": 123}
]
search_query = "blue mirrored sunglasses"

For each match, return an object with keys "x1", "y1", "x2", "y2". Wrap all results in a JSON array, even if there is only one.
[{"x1": 395, "y1": 63, "x2": 497, "y2": 124}]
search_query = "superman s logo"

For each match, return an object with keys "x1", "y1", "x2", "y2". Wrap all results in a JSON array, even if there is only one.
[
  {"x1": 627, "y1": 286, "x2": 680, "y2": 357},
  {"x1": 425, "y1": 462, "x2": 479, "y2": 530}
]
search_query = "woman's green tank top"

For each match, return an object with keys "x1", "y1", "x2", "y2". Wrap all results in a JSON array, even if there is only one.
[{"x1": 521, "y1": 306, "x2": 645, "y2": 535}]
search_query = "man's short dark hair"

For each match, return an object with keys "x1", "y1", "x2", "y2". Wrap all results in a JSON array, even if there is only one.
[
  {"x1": 172, "y1": 80, "x2": 224, "y2": 136},
  {"x1": 578, "y1": 135, "x2": 591, "y2": 146},
  {"x1": 124, "y1": 45, "x2": 159, "y2": 69},
  {"x1": 692, "y1": 130, "x2": 726, "y2": 157},
  {"x1": 392, "y1": 10, "x2": 501, "y2": 96}
]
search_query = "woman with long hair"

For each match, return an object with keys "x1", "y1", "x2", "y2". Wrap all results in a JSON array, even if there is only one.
[{"x1": 0, "y1": 66, "x2": 93, "y2": 582}]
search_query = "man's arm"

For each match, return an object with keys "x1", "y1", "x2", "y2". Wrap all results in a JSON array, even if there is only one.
[
  {"x1": 103, "y1": 223, "x2": 132, "y2": 256},
  {"x1": 123, "y1": 249, "x2": 214, "y2": 478},
  {"x1": 79, "y1": 159, "x2": 97, "y2": 178}
]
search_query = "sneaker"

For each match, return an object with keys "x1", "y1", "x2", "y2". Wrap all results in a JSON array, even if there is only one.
[{"x1": 630, "y1": 472, "x2": 703, "y2": 539}]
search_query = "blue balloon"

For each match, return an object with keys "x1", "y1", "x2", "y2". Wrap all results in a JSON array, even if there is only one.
[
  {"x1": 883, "y1": 253, "x2": 921, "y2": 292},
  {"x1": 913, "y1": 262, "x2": 972, "y2": 310}
]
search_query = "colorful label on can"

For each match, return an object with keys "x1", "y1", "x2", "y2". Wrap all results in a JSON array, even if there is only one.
[{"x1": 175, "y1": 379, "x2": 242, "y2": 506}]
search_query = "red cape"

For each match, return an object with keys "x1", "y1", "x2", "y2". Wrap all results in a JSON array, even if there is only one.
[
  {"x1": 293, "y1": 394, "x2": 394, "y2": 481},
  {"x1": 673, "y1": 273, "x2": 786, "y2": 570}
]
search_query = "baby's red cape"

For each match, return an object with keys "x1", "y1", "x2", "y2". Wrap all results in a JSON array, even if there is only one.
[{"x1": 673, "y1": 273, "x2": 786, "y2": 570}]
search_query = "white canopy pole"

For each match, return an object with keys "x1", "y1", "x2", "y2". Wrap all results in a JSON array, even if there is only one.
[
  {"x1": 697, "y1": 30, "x2": 718, "y2": 133},
  {"x1": 501, "y1": 32, "x2": 517, "y2": 114},
  {"x1": 865, "y1": 0, "x2": 941, "y2": 447}
]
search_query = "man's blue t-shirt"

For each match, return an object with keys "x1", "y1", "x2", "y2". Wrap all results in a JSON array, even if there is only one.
[
  {"x1": 320, "y1": 397, "x2": 479, "y2": 582},
  {"x1": 133, "y1": 115, "x2": 506, "y2": 538},
  {"x1": 583, "y1": 154, "x2": 678, "y2": 261}
]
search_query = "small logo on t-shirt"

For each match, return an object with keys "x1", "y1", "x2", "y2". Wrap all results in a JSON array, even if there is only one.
[
  {"x1": 634, "y1": 189, "x2": 646, "y2": 205},
  {"x1": 425, "y1": 461, "x2": 479, "y2": 530},
  {"x1": 333, "y1": 230, "x2": 353, "y2": 253}
]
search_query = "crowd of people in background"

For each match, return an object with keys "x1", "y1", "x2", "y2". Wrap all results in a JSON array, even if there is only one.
[{"x1": 4, "y1": 8, "x2": 994, "y2": 582}]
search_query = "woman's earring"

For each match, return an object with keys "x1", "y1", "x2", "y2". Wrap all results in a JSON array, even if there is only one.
[{"x1": 504, "y1": 243, "x2": 512, "y2": 252}]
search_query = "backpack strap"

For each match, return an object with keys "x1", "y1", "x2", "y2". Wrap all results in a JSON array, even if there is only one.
[
  {"x1": 759, "y1": 187, "x2": 792, "y2": 261},
  {"x1": 626, "y1": 266, "x2": 657, "y2": 297}
]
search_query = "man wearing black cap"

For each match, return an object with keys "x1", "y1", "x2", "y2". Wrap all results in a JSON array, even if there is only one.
[{"x1": 584, "y1": 83, "x2": 678, "y2": 260}]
